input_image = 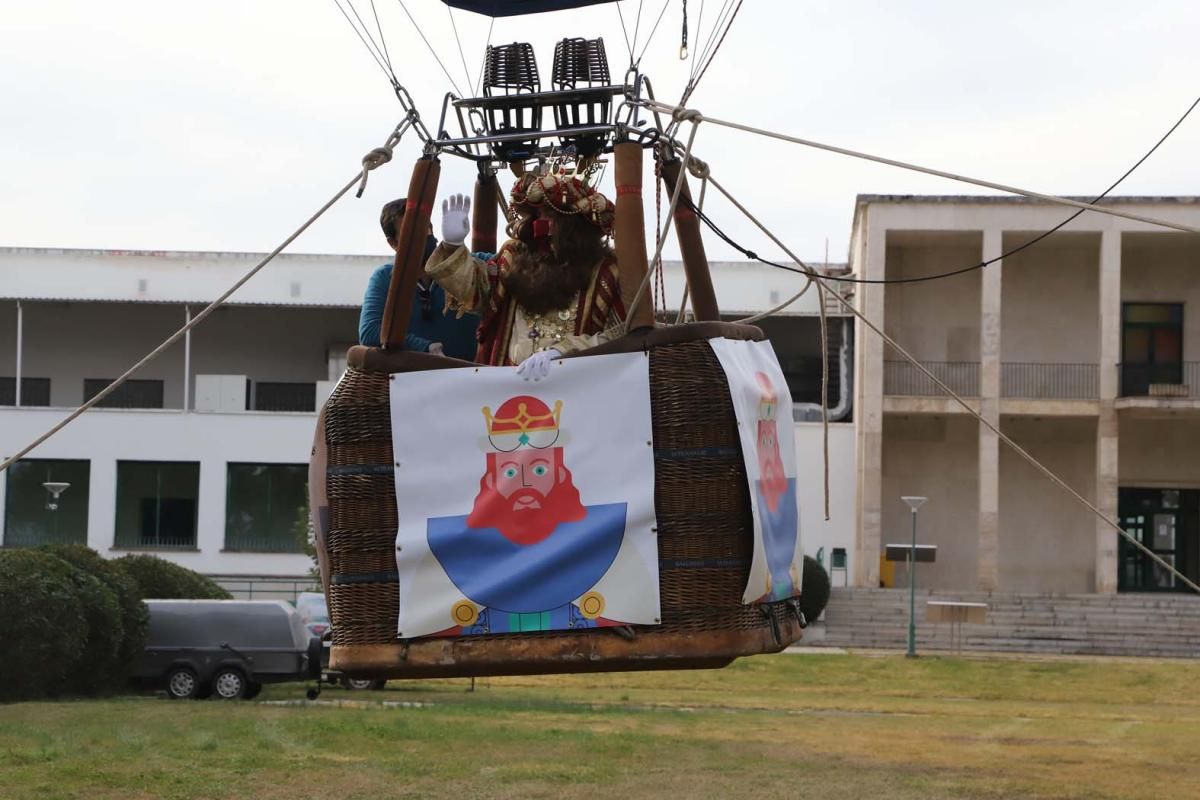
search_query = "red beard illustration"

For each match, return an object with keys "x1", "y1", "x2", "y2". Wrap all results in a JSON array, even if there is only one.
[
  {"x1": 467, "y1": 449, "x2": 586, "y2": 545},
  {"x1": 757, "y1": 419, "x2": 787, "y2": 513}
]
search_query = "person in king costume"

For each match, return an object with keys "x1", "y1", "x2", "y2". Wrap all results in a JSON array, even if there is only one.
[
  {"x1": 425, "y1": 394, "x2": 628, "y2": 634},
  {"x1": 753, "y1": 371, "x2": 802, "y2": 602},
  {"x1": 425, "y1": 173, "x2": 626, "y2": 377}
]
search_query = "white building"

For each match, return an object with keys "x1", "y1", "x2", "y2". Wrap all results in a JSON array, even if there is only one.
[
  {"x1": 0, "y1": 247, "x2": 856, "y2": 589},
  {"x1": 851, "y1": 195, "x2": 1200, "y2": 595}
]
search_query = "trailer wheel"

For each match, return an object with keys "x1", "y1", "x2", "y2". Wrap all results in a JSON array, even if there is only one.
[
  {"x1": 211, "y1": 667, "x2": 248, "y2": 700},
  {"x1": 166, "y1": 667, "x2": 199, "y2": 700},
  {"x1": 343, "y1": 678, "x2": 385, "y2": 691}
]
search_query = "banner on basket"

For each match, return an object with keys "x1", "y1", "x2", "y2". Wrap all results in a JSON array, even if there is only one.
[
  {"x1": 708, "y1": 338, "x2": 804, "y2": 604},
  {"x1": 389, "y1": 352, "x2": 660, "y2": 638}
]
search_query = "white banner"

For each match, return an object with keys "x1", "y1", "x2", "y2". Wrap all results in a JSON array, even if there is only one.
[
  {"x1": 708, "y1": 338, "x2": 804, "y2": 604},
  {"x1": 389, "y1": 352, "x2": 660, "y2": 638}
]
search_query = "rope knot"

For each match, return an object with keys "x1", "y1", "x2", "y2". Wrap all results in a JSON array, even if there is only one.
[
  {"x1": 686, "y1": 155, "x2": 711, "y2": 179},
  {"x1": 672, "y1": 106, "x2": 703, "y2": 124},
  {"x1": 356, "y1": 145, "x2": 395, "y2": 198}
]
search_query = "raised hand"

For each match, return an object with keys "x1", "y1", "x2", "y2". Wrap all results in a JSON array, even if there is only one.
[{"x1": 440, "y1": 193, "x2": 471, "y2": 246}]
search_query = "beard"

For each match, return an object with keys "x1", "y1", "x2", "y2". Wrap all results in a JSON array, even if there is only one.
[
  {"x1": 501, "y1": 214, "x2": 612, "y2": 316},
  {"x1": 467, "y1": 472, "x2": 587, "y2": 545},
  {"x1": 759, "y1": 460, "x2": 787, "y2": 513}
]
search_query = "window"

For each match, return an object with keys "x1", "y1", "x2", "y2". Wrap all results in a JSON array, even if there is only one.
[
  {"x1": 0, "y1": 377, "x2": 51, "y2": 406},
  {"x1": 84, "y1": 379, "x2": 164, "y2": 409},
  {"x1": 253, "y1": 382, "x2": 316, "y2": 412},
  {"x1": 3, "y1": 459, "x2": 90, "y2": 547},
  {"x1": 114, "y1": 461, "x2": 199, "y2": 549},
  {"x1": 1118, "y1": 488, "x2": 1199, "y2": 592},
  {"x1": 1121, "y1": 303, "x2": 1183, "y2": 396},
  {"x1": 224, "y1": 463, "x2": 307, "y2": 553},
  {"x1": 739, "y1": 315, "x2": 854, "y2": 421}
]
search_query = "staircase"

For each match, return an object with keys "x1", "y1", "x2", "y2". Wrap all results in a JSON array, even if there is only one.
[{"x1": 816, "y1": 588, "x2": 1200, "y2": 658}]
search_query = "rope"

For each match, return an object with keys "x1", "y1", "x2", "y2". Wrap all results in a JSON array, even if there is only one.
[
  {"x1": 691, "y1": 94, "x2": 1200, "y2": 287},
  {"x1": 680, "y1": 0, "x2": 688, "y2": 59},
  {"x1": 0, "y1": 122, "x2": 411, "y2": 476},
  {"x1": 817, "y1": 280, "x2": 830, "y2": 521},
  {"x1": 332, "y1": 0, "x2": 398, "y2": 86},
  {"x1": 698, "y1": 164, "x2": 1200, "y2": 595},
  {"x1": 395, "y1": 0, "x2": 466, "y2": 97},
  {"x1": 680, "y1": 0, "x2": 741, "y2": 105},
  {"x1": 447, "y1": 6, "x2": 474, "y2": 98},
  {"x1": 622, "y1": 121, "x2": 700, "y2": 332},
  {"x1": 474, "y1": 12, "x2": 496, "y2": 96},
  {"x1": 635, "y1": 0, "x2": 674, "y2": 66},
  {"x1": 615, "y1": 0, "x2": 635, "y2": 65},
  {"x1": 644, "y1": 99, "x2": 1200, "y2": 236}
]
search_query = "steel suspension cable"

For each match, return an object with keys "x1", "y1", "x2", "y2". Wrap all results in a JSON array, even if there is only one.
[
  {"x1": 647, "y1": 100, "x2": 1200, "y2": 235},
  {"x1": 0, "y1": 121, "x2": 412, "y2": 475}
]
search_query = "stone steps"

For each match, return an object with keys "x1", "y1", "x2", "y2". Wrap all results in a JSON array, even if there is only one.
[{"x1": 814, "y1": 588, "x2": 1200, "y2": 657}]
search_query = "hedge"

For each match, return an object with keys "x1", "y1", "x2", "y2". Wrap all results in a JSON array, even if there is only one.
[
  {"x1": 114, "y1": 554, "x2": 233, "y2": 601},
  {"x1": 41, "y1": 544, "x2": 149, "y2": 688},
  {"x1": 0, "y1": 550, "x2": 91, "y2": 702}
]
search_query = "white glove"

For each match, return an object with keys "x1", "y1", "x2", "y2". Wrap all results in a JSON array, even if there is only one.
[
  {"x1": 516, "y1": 348, "x2": 562, "y2": 382},
  {"x1": 441, "y1": 193, "x2": 471, "y2": 246},
  {"x1": 428, "y1": 342, "x2": 444, "y2": 356}
]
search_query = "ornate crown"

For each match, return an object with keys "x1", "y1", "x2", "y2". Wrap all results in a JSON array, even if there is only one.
[
  {"x1": 482, "y1": 395, "x2": 563, "y2": 451},
  {"x1": 756, "y1": 371, "x2": 778, "y2": 422}
]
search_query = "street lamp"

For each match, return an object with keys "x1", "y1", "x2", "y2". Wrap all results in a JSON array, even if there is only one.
[
  {"x1": 901, "y1": 496, "x2": 927, "y2": 658},
  {"x1": 43, "y1": 481, "x2": 70, "y2": 511}
]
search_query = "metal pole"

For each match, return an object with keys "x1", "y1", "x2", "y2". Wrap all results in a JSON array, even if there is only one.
[
  {"x1": 907, "y1": 509, "x2": 917, "y2": 658},
  {"x1": 183, "y1": 306, "x2": 191, "y2": 412},
  {"x1": 15, "y1": 301, "x2": 23, "y2": 407}
]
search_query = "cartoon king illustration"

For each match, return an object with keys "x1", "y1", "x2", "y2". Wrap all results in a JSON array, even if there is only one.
[
  {"x1": 754, "y1": 371, "x2": 801, "y2": 602},
  {"x1": 425, "y1": 394, "x2": 628, "y2": 634}
]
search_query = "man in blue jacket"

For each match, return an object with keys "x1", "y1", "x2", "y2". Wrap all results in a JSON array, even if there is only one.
[{"x1": 358, "y1": 198, "x2": 480, "y2": 360}]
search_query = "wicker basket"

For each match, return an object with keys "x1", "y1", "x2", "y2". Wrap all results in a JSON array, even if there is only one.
[{"x1": 318, "y1": 323, "x2": 805, "y2": 678}]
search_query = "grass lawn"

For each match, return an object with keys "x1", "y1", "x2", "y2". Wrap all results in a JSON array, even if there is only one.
[{"x1": 2, "y1": 650, "x2": 1198, "y2": 799}]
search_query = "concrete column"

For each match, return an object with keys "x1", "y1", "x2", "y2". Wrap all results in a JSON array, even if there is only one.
[
  {"x1": 854, "y1": 218, "x2": 886, "y2": 587},
  {"x1": 977, "y1": 229, "x2": 1002, "y2": 591},
  {"x1": 90, "y1": 458, "x2": 117, "y2": 553},
  {"x1": 1095, "y1": 229, "x2": 1121, "y2": 593}
]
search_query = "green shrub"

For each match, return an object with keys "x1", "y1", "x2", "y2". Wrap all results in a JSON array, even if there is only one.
[
  {"x1": 797, "y1": 555, "x2": 832, "y2": 625},
  {"x1": 114, "y1": 554, "x2": 232, "y2": 600},
  {"x1": 0, "y1": 550, "x2": 90, "y2": 702},
  {"x1": 40, "y1": 544, "x2": 149, "y2": 688}
]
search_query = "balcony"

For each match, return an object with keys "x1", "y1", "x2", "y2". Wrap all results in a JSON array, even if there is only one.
[
  {"x1": 884, "y1": 361, "x2": 979, "y2": 397},
  {"x1": 1002, "y1": 363, "x2": 1098, "y2": 399},
  {"x1": 1119, "y1": 362, "x2": 1200, "y2": 399}
]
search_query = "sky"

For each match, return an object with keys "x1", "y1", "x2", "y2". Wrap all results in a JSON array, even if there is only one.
[{"x1": 2, "y1": 0, "x2": 1199, "y2": 265}]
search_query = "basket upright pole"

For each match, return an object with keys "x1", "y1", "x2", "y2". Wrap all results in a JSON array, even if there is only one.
[
  {"x1": 472, "y1": 171, "x2": 500, "y2": 255},
  {"x1": 381, "y1": 155, "x2": 442, "y2": 349},
  {"x1": 614, "y1": 141, "x2": 655, "y2": 331},
  {"x1": 659, "y1": 158, "x2": 719, "y2": 321}
]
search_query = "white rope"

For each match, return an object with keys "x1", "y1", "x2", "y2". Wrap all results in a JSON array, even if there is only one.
[
  {"x1": 0, "y1": 122, "x2": 411, "y2": 475},
  {"x1": 733, "y1": 280, "x2": 813, "y2": 324},
  {"x1": 622, "y1": 121, "x2": 701, "y2": 332},
  {"x1": 698, "y1": 164, "x2": 1200, "y2": 594},
  {"x1": 644, "y1": 99, "x2": 1200, "y2": 236}
]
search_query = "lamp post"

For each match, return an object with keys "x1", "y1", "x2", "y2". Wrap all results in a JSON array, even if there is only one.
[{"x1": 901, "y1": 495, "x2": 927, "y2": 658}]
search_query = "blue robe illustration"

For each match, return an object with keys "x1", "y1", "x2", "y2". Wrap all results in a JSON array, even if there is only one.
[
  {"x1": 757, "y1": 478, "x2": 799, "y2": 601},
  {"x1": 427, "y1": 503, "x2": 627, "y2": 634}
]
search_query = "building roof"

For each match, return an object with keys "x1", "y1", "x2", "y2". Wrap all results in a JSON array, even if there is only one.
[
  {"x1": 856, "y1": 194, "x2": 1200, "y2": 206},
  {"x1": 0, "y1": 247, "x2": 848, "y2": 315}
]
